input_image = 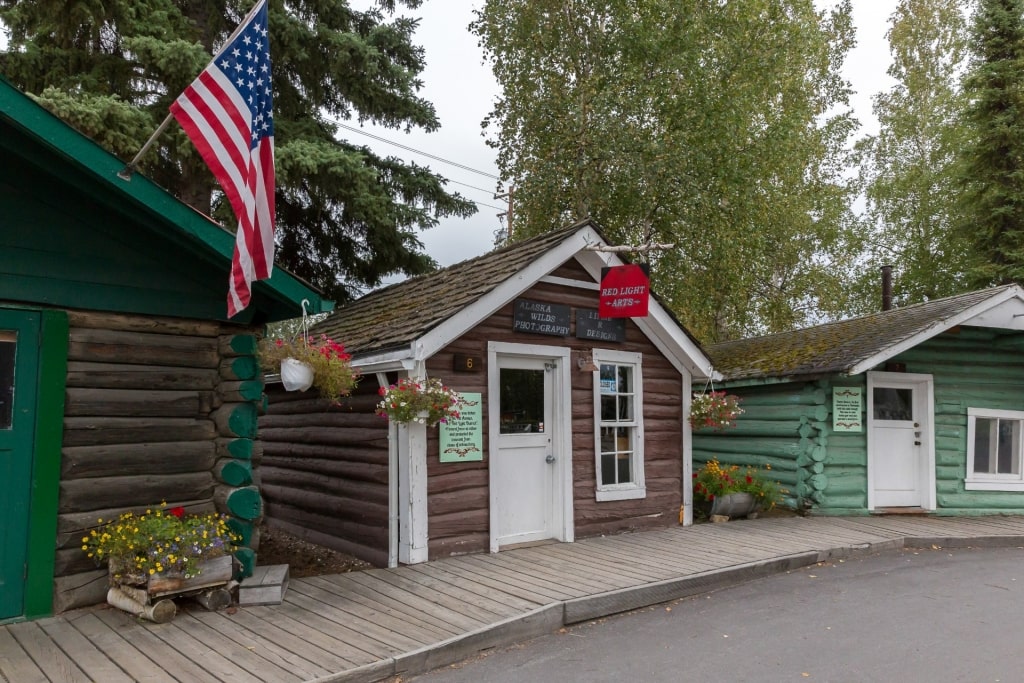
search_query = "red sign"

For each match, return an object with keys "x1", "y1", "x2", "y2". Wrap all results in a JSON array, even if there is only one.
[{"x1": 599, "y1": 264, "x2": 650, "y2": 318}]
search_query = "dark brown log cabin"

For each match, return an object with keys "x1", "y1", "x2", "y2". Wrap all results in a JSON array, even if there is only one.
[
  {"x1": 260, "y1": 220, "x2": 712, "y2": 567},
  {"x1": 0, "y1": 80, "x2": 328, "y2": 621}
]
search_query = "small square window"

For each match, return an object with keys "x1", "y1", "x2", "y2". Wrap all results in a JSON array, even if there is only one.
[{"x1": 966, "y1": 409, "x2": 1024, "y2": 491}]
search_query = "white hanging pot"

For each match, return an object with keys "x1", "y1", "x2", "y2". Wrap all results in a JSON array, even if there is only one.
[{"x1": 280, "y1": 358, "x2": 315, "y2": 392}]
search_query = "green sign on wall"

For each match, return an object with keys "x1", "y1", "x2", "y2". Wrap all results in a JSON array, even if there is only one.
[
  {"x1": 440, "y1": 392, "x2": 483, "y2": 462},
  {"x1": 832, "y1": 387, "x2": 863, "y2": 432}
]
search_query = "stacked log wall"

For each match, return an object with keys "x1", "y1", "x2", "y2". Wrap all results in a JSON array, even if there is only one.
[
  {"x1": 693, "y1": 382, "x2": 835, "y2": 511},
  {"x1": 54, "y1": 311, "x2": 264, "y2": 612},
  {"x1": 424, "y1": 264, "x2": 686, "y2": 557},
  {"x1": 890, "y1": 327, "x2": 1024, "y2": 514},
  {"x1": 258, "y1": 381, "x2": 391, "y2": 567}
]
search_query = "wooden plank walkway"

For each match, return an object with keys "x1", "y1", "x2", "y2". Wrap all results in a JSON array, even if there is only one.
[{"x1": 4, "y1": 515, "x2": 1024, "y2": 683}]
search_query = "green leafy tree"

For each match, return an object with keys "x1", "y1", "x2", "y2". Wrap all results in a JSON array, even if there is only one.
[
  {"x1": 955, "y1": 0, "x2": 1024, "y2": 287},
  {"x1": 0, "y1": 0, "x2": 476, "y2": 304},
  {"x1": 851, "y1": 0, "x2": 972, "y2": 312},
  {"x1": 472, "y1": 0, "x2": 861, "y2": 341}
]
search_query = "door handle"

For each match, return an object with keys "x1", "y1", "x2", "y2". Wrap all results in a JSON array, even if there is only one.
[
  {"x1": 545, "y1": 454, "x2": 555, "y2": 464},
  {"x1": 914, "y1": 441, "x2": 921, "y2": 446}
]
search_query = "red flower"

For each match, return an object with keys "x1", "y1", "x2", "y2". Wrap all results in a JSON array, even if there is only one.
[
  {"x1": 169, "y1": 506, "x2": 186, "y2": 518},
  {"x1": 746, "y1": 475, "x2": 753, "y2": 484}
]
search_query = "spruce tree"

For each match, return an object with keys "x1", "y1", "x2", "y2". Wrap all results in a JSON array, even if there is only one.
[
  {"x1": 956, "y1": 0, "x2": 1024, "y2": 286},
  {"x1": 0, "y1": 0, "x2": 476, "y2": 304}
]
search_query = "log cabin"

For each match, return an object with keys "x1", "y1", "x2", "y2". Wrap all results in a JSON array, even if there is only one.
[
  {"x1": 699, "y1": 285, "x2": 1024, "y2": 517},
  {"x1": 0, "y1": 77, "x2": 330, "y2": 621},
  {"x1": 259, "y1": 219, "x2": 714, "y2": 567}
]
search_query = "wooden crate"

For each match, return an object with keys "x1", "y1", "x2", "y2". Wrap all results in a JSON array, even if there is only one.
[{"x1": 238, "y1": 564, "x2": 289, "y2": 606}]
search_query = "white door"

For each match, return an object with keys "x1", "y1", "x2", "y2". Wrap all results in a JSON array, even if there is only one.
[
  {"x1": 493, "y1": 356, "x2": 557, "y2": 546},
  {"x1": 868, "y1": 373, "x2": 934, "y2": 509}
]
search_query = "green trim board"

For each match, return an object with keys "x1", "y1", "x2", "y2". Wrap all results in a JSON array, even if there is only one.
[
  {"x1": 24, "y1": 310, "x2": 68, "y2": 619},
  {"x1": 0, "y1": 77, "x2": 331, "y2": 323},
  {"x1": 0, "y1": 309, "x2": 43, "y2": 620}
]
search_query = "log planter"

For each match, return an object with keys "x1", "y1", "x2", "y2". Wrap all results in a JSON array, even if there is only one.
[{"x1": 107, "y1": 553, "x2": 235, "y2": 623}]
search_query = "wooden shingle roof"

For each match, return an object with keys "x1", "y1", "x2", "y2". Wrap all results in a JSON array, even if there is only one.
[
  {"x1": 312, "y1": 218, "x2": 713, "y2": 377},
  {"x1": 707, "y1": 285, "x2": 1024, "y2": 381},
  {"x1": 314, "y1": 220, "x2": 597, "y2": 356}
]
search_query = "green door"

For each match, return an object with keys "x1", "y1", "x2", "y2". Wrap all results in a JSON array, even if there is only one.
[{"x1": 0, "y1": 309, "x2": 40, "y2": 620}]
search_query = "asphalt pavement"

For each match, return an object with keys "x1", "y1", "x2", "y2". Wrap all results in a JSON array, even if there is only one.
[{"x1": 408, "y1": 545, "x2": 1024, "y2": 683}]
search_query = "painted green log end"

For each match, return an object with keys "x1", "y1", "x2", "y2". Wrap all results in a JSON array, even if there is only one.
[
  {"x1": 228, "y1": 518, "x2": 257, "y2": 547},
  {"x1": 218, "y1": 485, "x2": 262, "y2": 520},
  {"x1": 215, "y1": 458, "x2": 253, "y2": 487},
  {"x1": 228, "y1": 335, "x2": 259, "y2": 355},
  {"x1": 229, "y1": 356, "x2": 261, "y2": 381},
  {"x1": 808, "y1": 473, "x2": 828, "y2": 491},
  {"x1": 214, "y1": 403, "x2": 259, "y2": 438},
  {"x1": 236, "y1": 380, "x2": 264, "y2": 402},
  {"x1": 218, "y1": 437, "x2": 253, "y2": 460},
  {"x1": 234, "y1": 547, "x2": 256, "y2": 578}
]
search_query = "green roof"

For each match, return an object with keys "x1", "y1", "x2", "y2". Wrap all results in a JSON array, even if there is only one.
[
  {"x1": 0, "y1": 77, "x2": 329, "y2": 323},
  {"x1": 707, "y1": 285, "x2": 1021, "y2": 381}
]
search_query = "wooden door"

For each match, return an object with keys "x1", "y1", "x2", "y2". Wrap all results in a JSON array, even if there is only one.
[
  {"x1": 493, "y1": 356, "x2": 557, "y2": 546},
  {"x1": 0, "y1": 309, "x2": 40, "y2": 620},
  {"x1": 869, "y1": 374, "x2": 931, "y2": 509}
]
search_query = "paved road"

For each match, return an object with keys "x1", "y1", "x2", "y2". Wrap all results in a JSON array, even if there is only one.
[{"x1": 408, "y1": 546, "x2": 1024, "y2": 683}]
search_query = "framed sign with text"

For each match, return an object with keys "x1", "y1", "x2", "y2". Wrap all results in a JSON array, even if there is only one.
[
  {"x1": 440, "y1": 392, "x2": 483, "y2": 462},
  {"x1": 832, "y1": 387, "x2": 863, "y2": 432}
]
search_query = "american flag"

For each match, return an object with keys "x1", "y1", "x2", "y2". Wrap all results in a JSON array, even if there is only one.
[{"x1": 170, "y1": 0, "x2": 275, "y2": 317}]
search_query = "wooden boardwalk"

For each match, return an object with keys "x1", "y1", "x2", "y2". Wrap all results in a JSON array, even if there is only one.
[{"x1": 4, "y1": 515, "x2": 1024, "y2": 683}]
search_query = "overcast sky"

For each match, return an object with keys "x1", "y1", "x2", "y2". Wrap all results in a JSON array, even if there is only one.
[{"x1": 348, "y1": 0, "x2": 902, "y2": 272}]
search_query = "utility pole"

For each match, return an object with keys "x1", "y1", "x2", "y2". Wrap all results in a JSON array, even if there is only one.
[{"x1": 494, "y1": 187, "x2": 514, "y2": 244}]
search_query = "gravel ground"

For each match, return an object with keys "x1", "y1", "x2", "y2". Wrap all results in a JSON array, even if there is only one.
[{"x1": 255, "y1": 523, "x2": 373, "y2": 577}]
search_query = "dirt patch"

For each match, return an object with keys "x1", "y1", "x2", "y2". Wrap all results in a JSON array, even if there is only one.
[{"x1": 255, "y1": 524, "x2": 373, "y2": 578}]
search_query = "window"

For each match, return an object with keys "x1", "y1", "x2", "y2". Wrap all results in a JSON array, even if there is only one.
[
  {"x1": 0, "y1": 331, "x2": 15, "y2": 430},
  {"x1": 593, "y1": 349, "x2": 644, "y2": 501},
  {"x1": 966, "y1": 408, "x2": 1024, "y2": 491}
]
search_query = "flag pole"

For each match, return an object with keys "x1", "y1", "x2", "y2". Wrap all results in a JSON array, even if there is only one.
[{"x1": 117, "y1": 0, "x2": 268, "y2": 181}]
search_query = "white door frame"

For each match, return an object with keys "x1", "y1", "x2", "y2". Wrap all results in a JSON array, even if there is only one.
[
  {"x1": 866, "y1": 371, "x2": 936, "y2": 511},
  {"x1": 487, "y1": 341, "x2": 574, "y2": 552}
]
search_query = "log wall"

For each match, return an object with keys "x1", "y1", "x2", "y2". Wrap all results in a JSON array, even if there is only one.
[
  {"x1": 53, "y1": 310, "x2": 264, "y2": 612},
  {"x1": 258, "y1": 381, "x2": 391, "y2": 567},
  {"x1": 692, "y1": 382, "x2": 835, "y2": 512}
]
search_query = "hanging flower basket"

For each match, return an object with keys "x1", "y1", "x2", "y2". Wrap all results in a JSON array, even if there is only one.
[
  {"x1": 689, "y1": 390, "x2": 743, "y2": 431},
  {"x1": 280, "y1": 357, "x2": 315, "y2": 392},
  {"x1": 376, "y1": 377, "x2": 463, "y2": 427},
  {"x1": 260, "y1": 334, "x2": 359, "y2": 403}
]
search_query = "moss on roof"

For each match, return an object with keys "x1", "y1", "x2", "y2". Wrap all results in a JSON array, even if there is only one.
[{"x1": 706, "y1": 286, "x2": 1018, "y2": 381}]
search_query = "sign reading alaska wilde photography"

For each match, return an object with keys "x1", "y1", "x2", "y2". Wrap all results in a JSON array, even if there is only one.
[
  {"x1": 512, "y1": 299, "x2": 570, "y2": 336},
  {"x1": 440, "y1": 392, "x2": 483, "y2": 462}
]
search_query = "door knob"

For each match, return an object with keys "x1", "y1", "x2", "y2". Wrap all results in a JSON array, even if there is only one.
[{"x1": 545, "y1": 454, "x2": 555, "y2": 464}]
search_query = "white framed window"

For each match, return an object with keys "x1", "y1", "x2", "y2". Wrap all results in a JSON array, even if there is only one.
[
  {"x1": 592, "y1": 349, "x2": 645, "y2": 501},
  {"x1": 966, "y1": 407, "x2": 1024, "y2": 491}
]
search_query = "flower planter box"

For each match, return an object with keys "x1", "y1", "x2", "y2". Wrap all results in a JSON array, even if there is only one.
[{"x1": 108, "y1": 554, "x2": 235, "y2": 622}]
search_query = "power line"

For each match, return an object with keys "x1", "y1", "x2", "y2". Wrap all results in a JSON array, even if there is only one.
[{"x1": 334, "y1": 120, "x2": 499, "y2": 180}]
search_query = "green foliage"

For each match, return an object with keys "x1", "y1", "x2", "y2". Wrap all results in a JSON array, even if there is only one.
[
  {"x1": 693, "y1": 458, "x2": 782, "y2": 510},
  {"x1": 0, "y1": 0, "x2": 476, "y2": 303},
  {"x1": 82, "y1": 505, "x2": 238, "y2": 580},
  {"x1": 851, "y1": 0, "x2": 972, "y2": 313},
  {"x1": 955, "y1": 0, "x2": 1024, "y2": 288},
  {"x1": 472, "y1": 0, "x2": 861, "y2": 341}
]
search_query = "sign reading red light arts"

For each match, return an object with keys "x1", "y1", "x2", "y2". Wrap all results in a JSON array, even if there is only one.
[{"x1": 599, "y1": 264, "x2": 650, "y2": 318}]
